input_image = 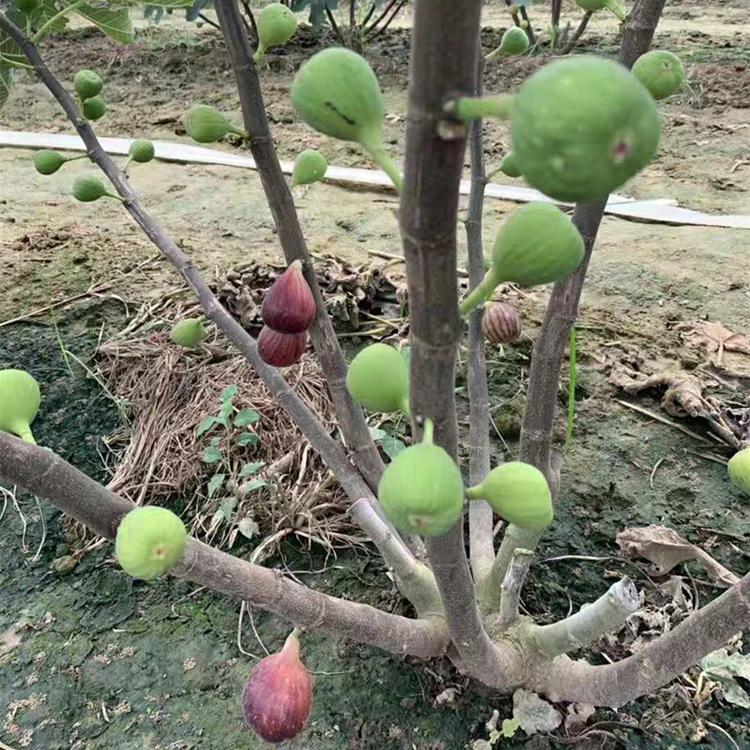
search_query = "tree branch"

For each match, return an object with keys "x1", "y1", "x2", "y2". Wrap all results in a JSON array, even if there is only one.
[
  {"x1": 464, "y1": 44, "x2": 495, "y2": 586},
  {"x1": 497, "y1": 548, "x2": 533, "y2": 629},
  {"x1": 561, "y1": 11, "x2": 593, "y2": 55},
  {"x1": 529, "y1": 577, "x2": 639, "y2": 658},
  {"x1": 0, "y1": 434, "x2": 448, "y2": 659},
  {"x1": 214, "y1": 0, "x2": 385, "y2": 495}
]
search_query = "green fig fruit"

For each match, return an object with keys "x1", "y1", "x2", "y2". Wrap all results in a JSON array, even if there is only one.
[
  {"x1": 184, "y1": 104, "x2": 245, "y2": 144},
  {"x1": 486, "y1": 26, "x2": 529, "y2": 63},
  {"x1": 74, "y1": 69, "x2": 103, "y2": 100},
  {"x1": 0, "y1": 369, "x2": 41, "y2": 444},
  {"x1": 291, "y1": 48, "x2": 402, "y2": 191},
  {"x1": 34, "y1": 150, "x2": 66, "y2": 175},
  {"x1": 170, "y1": 318, "x2": 205, "y2": 348},
  {"x1": 460, "y1": 203, "x2": 585, "y2": 315},
  {"x1": 255, "y1": 3, "x2": 297, "y2": 62},
  {"x1": 82, "y1": 96, "x2": 107, "y2": 121},
  {"x1": 728, "y1": 447, "x2": 750, "y2": 496},
  {"x1": 291, "y1": 148, "x2": 328, "y2": 187},
  {"x1": 466, "y1": 461, "x2": 553, "y2": 529},
  {"x1": 129, "y1": 138, "x2": 155, "y2": 163},
  {"x1": 346, "y1": 343, "x2": 409, "y2": 415},
  {"x1": 72, "y1": 175, "x2": 116, "y2": 203},
  {"x1": 500, "y1": 151, "x2": 522, "y2": 178},
  {"x1": 115, "y1": 506, "x2": 187, "y2": 580},
  {"x1": 574, "y1": 0, "x2": 626, "y2": 21},
  {"x1": 511, "y1": 56, "x2": 660, "y2": 203},
  {"x1": 632, "y1": 50, "x2": 685, "y2": 101},
  {"x1": 378, "y1": 419, "x2": 464, "y2": 536}
]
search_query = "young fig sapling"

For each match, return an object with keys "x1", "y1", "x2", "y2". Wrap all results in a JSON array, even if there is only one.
[
  {"x1": 482, "y1": 302, "x2": 522, "y2": 345},
  {"x1": 728, "y1": 447, "x2": 750, "y2": 496},
  {"x1": 291, "y1": 148, "x2": 328, "y2": 187},
  {"x1": 257, "y1": 326, "x2": 307, "y2": 368},
  {"x1": 345, "y1": 342, "x2": 410, "y2": 416},
  {"x1": 242, "y1": 629, "x2": 313, "y2": 744},
  {"x1": 115, "y1": 506, "x2": 188, "y2": 580},
  {"x1": 73, "y1": 69, "x2": 103, "y2": 100},
  {"x1": 511, "y1": 56, "x2": 660, "y2": 202},
  {"x1": 0, "y1": 369, "x2": 41, "y2": 444},
  {"x1": 466, "y1": 462, "x2": 553, "y2": 529},
  {"x1": 574, "y1": 0, "x2": 627, "y2": 22},
  {"x1": 378, "y1": 419, "x2": 464, "y2": 536},
  {"x1": 170, "y1": 318, "x2": 205, "y2": 348},
  {"x1": 460, "y1": 203, "x2": 585, "y2": 316},
  {"x1": 261, "y1": 260, "x2": 316, "y2": 334},
  {"x1": 632, "y1": 50, "x2": 685, "y2": 101},
  {"x1": 184, "y1": 105, "x2": 246, "y2": 144},
  {"x1": 291, "y1": 48, "x2": 403, "y2": 191},
  {"x1": 486, "y1": 26, "x2": 529, "y2": 63},
  {"x1": 254, "y1": 3, "x2": 298, "y2": 64}
]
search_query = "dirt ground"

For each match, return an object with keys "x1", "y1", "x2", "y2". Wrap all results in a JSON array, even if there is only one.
[{"x1": 1, "y1": 1, "x2": 749, "y2": 748}]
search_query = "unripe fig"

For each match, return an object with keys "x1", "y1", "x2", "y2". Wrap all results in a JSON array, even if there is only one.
[
  {"x1": 74, "y1": 69, "x2": 103, "y2": 100},
  {"x1": 291, "y1": 148, "x2": 328, "y2": 187},
  {"x1": 482, "y1": 302, "x2": 521, "y2": 344},
  {"x1": 511, "y1": 56, "x2": 660, "y2": 202},
  {"x1": 184, "y1": 104, "x2": 245, "y2": 144},
  {"x1": 487, "y1": 26, "x2": 529, "y2": 62},
  {"x1": 261, "y1": 260, "x2": 316, "y2": 334},
  {"x1": 255, "y1": 3, "x2": 297, "y2": 62},
  {"x1": 574, "y1": 0, "x2": 626, "y2": 21},
  {"x1": 82, "y1": 96, "x2": 107, "y2": 121},
  {"x1": 0, "y1": 369, "x2": 41, "y2": 444},
  {"x1": 460, "y1": 203, "x2": 584, "y2": 315},
  {"x1": 257, "y1": 326, "x2": 307, "y2": 368},
  {"x1": 632, "y1": 50, "x2": 685, "y2": 101},
  {"x1": 291, "y1": 48, "x2": 402, "y2": 190},
  {"x1": 500, "y1": 151, "x2": 522, "y2": 178},
  {"x1": 129, "y1": 138, "x2": 155, "y2": 163},
  {"x1": 378, "y1": 419, "x2": 464, "y2": 536},
  {"x1": 72, "y1": 175, "x2": 114, "y2": 203},
  {"x1": 242, "y1": 630, "x2": 312, "y2": 744},
  {"x1": 115, "y1": 506, "x2": 187, "y2": 580},
  {"x1": 728, "y1": 447, "x2": 750, "y2": 496},
  {"x1": 170, "y1": 318, "x2": 205, "y2": 348},
  {"x1": 346, "y1": 342, "x2": 409, "y2": 415},
  {"x1": 34, "y1": 149, "x2": 66, "y2": 175},
  {"x1": 466, "y1": 461, "x2": 553, "y2": 529}
]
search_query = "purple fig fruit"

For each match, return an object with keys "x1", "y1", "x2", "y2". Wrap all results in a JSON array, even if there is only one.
[
  {"x1": 242, "y1": 631, "x2": 313, "y2": 744},
  {"x1": 257, "y1": 326, "x2": 307, "y2": 367},
  {"x1": 261, "y1": 260, "x2": 316, "y2": 334},
  {"x1": 482, "y1": 302, "x2": 522, "y2": 344}
]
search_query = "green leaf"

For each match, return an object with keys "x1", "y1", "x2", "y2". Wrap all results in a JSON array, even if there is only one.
[
  {"x1": 0, "y1": 61, "x2": 12, "y2": 112},
  {"x1": 219, "y1": 496, "x2": 237, "y2": 520},
  {"x1": 207, "y1": 473, "x2": 226, "y2": 498},
  {"x1": 220, "y1": 384, "x2": 238, "y2": 403},
  {"x1": 239, "y1": 461, "x2": 265, "y2": 478},
  {"x1": 501, "y1": 718, "x2": 521, "y2": 738},
  {"x1": 380, "y1": 434, "x2": 405, "y2": 459},
  {"x1": 234, "y1": 408, "x2": 260, "y2": 428},
  {"x1": 76, "y1": 3, "x2": 134, "y2": 44},
  {"x1": 236, "y1": 432, "x2": 259, "y2": 447},
  {"x1": 196, "y1": 415, "x2": 219, "y2": 437},
  {"x1": 145, "y1": 0, "x2": 195, "y2": 6},
  {"x1": 220, "y1": 400, "x2": 234, "y2": 419},
  {"x1": 202, "y1": 445, "x2": 223, "y2": 464},
  {"x1": 237, "y1": 517, "x2": 260, "y2": 539},
  {"x1": 0, "y1": 27, "x2": 22, "y2": 111},
  {"x1": 368, "y1": 426, "x2": 386, "y2": 441},
  {"x1": 240, "y1": 478, "x2": 266, "y2": 494},
  {"x1": 701, "y1": 648, "x2": 750, "y2": 707}
]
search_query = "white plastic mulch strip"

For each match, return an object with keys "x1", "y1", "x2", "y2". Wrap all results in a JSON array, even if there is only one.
[{"x1": 3, "y1": 129, "x2": 749, "y2": 230}]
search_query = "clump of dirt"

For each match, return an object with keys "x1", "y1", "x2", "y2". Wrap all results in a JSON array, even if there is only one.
[{"x1": 689, "y1": 62, "x2": 750, "y2": 108}]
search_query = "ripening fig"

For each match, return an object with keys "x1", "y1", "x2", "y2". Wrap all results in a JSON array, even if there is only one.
[
  {"x1": 291, "y1": 149, "x2": 328, "y2": 187},
  {"x1": 261, "y1": 260, "x2": 316, "y2": 334},
  {"x1": 184, "y1": 104, "x2": 245, "y2": 144},
  {"x1": 511, "y1": 56, "x2": 660, "y2": 202},
  {"x1": 291, "y1": 48, "x2": 402, "y2": 191},
  {"x1": 500, "y1": 151, "x2": 522, "y2": 178},
  {"x1": 466, "y1": 462, "x2": 553, "y2": 529},
  {"x1": 242, "y1": 630, "x2": 312, "y2": 744},
  {"x1": 632, "y1": 50, "x2": 685, "y2": 100},
  {"x1": 346, "y1": 342, "x2": 409, "y2": 415},
  {"x1": 574, "y1": 0, "x2": 626, "y2": 21},
  {"x1": 257, "y1": 326, "x2": 307, "y2": 368},
  {"x1": 82, "y1": 96, "x2": 107, "y2": 121},
  {"x1": 129, "y1": 138, "x2": 156, "y2": 163},
  {"x1": 486, "y1": 26, "x2": 529, "y2": 62},
  {"x1": 72, "y1": 175, "x2": 118, "y2": 203},
  {"x1": 378, "y1": 419, "x2": 464, "y2": 536},
  {"x1": 33, "y1": 150, "x2": 66, "y2": 175},
  {"x1": 115, "y1": 506, "x2": 187, "y2": 580},
  {"x1": 255, "y1": 3, "x2": 298, "y2": 63},
  {"x1": 74, "y1": 69, "x2": 103, "y2": 100},
  {"x1": 482, "y1": 302, "x2": 521, "y2": 344},
  {"x1": 728, "y1": 447, "x2": 750, "y2": 496},
  {"x1": 170, "y1": 318, "x2": 205, "y2": 348},
  {"x1": 0, "y1": 369, "x2": 41, "y2": 444},
  {"x1": 460, "y1": 203, "x2": 585, "y2": 315}
]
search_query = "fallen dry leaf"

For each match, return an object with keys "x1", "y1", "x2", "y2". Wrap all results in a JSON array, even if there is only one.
[
  {"x1": 617, "y1": 525, "x2": 739, "y2": 588},
  {"x1": 679, "y1": 321, "x2": 750, "y2": 365}
]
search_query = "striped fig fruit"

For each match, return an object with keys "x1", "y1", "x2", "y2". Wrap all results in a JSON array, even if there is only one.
[
  {"x1": 482, "y1": 302, "x2": 521, "y2": 344},
  {"x1": 257, "y1": 326, "x2": 307, "y2": 367}
]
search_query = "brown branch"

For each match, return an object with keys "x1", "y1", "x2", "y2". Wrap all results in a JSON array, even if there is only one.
[
  {"x1": 551, "y1": 0, "x2": 563, "y2": 33},
  {"x1": 464, "y1": 45, "x2": 494, "y2": 585},
  {"x1": 0, "y1": 434, "x2": 448, "y2": 658},
  {"x1": 365, "y1": 0, "x2": 407, "y2": 40},
  {"x1": 213, "y1": 0, "x2": 385, "y2": 494},
  {"x1": 561, "y1": 10, "x2": 593, "y2": 55},
  {"x1": 519, "y1": 6, "x2": 535, "y2": 45},
  {"x1": 365, "y1": 0, "x2": 400, "y2": 33}
]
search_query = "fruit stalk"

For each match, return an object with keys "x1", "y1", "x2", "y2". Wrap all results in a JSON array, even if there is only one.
[
  {"x1": 605, "y1": 0, "x2": 626, "y2": 22},
  {"x1": 449, "y1": 94, "x2": 514, "y2": 121},
  {"x1": 362, "y1": 139, "x2": 403, "y2": 193},
  {"x1": 459, "y1": 268, "x2": 499, "y2": 316}
]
